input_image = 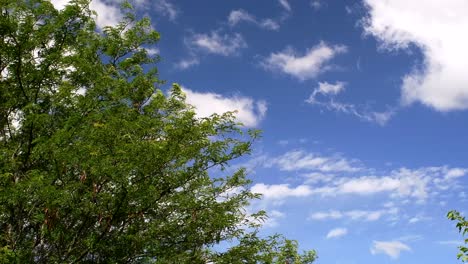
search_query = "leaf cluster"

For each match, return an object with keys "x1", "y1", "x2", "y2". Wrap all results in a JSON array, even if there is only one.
[{"x1": 448, "y1": 210, "x2": 468, "y2": 262}]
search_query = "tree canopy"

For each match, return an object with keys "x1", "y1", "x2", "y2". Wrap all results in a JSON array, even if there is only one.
[{"x1": 0, "y1": 0, "x2": 316, "y2": 263}]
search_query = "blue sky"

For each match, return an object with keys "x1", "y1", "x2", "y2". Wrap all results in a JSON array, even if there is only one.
[{"x1": 52, "y1": 0, "x2": 468, "y2": 262}]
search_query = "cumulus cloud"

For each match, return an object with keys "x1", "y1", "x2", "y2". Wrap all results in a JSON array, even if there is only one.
[
  {"x1": 371, "y1": 240, "x2": 411, "y2": 259},
  {"x1": 269, "y1": 149, "x2": 361, "y2": 173},
  {"x1": 251, "y1": 183, "x2": 312, "y2": 200},
  {"x1": 181, "y1": 87, "x2": 266, "y2": 127},
  {"x1": 326, "y1": 228, "x2": 348, "y2": 239},
  {"x1": 188, "y1": 31, "x2": 247, "y2": 56},
  {"x1": 51, "y1": 0, "x2": 123, "y2": 28},
  {"x1": 363, "y1": 0, "x2": 468, "y2": 111},
  {"x1": 306, "y1": 81, "x2": 395, "y2": 126},
  {"x1": 262, "y1": 42, "x2": 347, "y2": 81},
  {"x1": 228, "y1": 9, "x2": 280, "y2": 31}
]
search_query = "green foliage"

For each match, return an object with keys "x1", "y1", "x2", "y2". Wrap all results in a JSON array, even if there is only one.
[
  {"x1": 0, "y1": 0, "x2": 316, "y2": 263},
  {"x1": 212, "y1": 233, "x2": 317, "y2": 264},
  {"x1": 448, "y1": 210, "x2": 468, "y2": 262}
]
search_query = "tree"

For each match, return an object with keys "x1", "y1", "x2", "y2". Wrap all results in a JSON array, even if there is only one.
[
  {"x1": 448, "y1": 210, "x2": 468, "y2": 262},
  {"x1": 0, "y1": 0, "x2": 316, "y2": 262}
]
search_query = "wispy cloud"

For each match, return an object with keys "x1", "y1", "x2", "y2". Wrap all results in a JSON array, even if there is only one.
[
  {"x1": 370, "y1": 240, "x2": 411, "y2": 259},
  {"x1": 154, "y1": 0, "x2": 179, "y2": 21},
  {"x1": 188, "y1": 31, "x2": 247, "y2": 56},
  {"x1": 309, "y1": 207, "x2": 398, "y2": 222},
  {"x1": 262, "y1": 42, "x2": 347, "y2": 81},
  {"x1": 307, "y1": 81, "x2": 346, "y2": 102},
  {"x1": 306, "y1": 81, "x2": 396, "y2": 126},
  {"x1": 310, "y1": 0, "x2": 322, "y2": 10},
  {"x1": 268, "y1": 149, "x2": 361, "y2": 173},
  {"x1": 437, "y1": 240, "x2": 463, "y2": 246},
  {"x1": 174, "y1": 57, "x2": 199, "y2": 70},
  {"x1": 228, "y1": 9, "x2": 280, "y2": 31},
  {"x1": 278, "y1": 0, "x2": 291, "y2": 12}
]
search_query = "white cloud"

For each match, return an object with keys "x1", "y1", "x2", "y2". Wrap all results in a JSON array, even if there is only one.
[
  {"x1": 307, "y1": 81, "x2": 346, "y2": 104},
  {"x1": 228, "y1": 9, "x2": 280, "y2": 31},
  {"x1": 309, "y1": 99, "x2": 395, "y2": 126},
  {"x1": 326, "y1": 228, "x2": 348, "y2": 239},
  {"x1": 262, "y1": 42, "x2": 347, "y2": 81},
  {"x1": 144, "y1": 47, "x2": 159, "y2": 56},
  {"x1": 90, "y1": 0, "x2": 123, "y2": 28},
  {"x1": 181, "y1": 87, "x2": 266, "y2": 127},
  {"x1": 306, "y1": 81, "x2": 395, "y2": 126},
  {"x1": 371, "y1": 241, "x2": 411, "y2": 259},
  {"x1": 312, "y1": 169, "x2": 430, "y2": 201},
  {"x1": 188, "y1": 31, "x2": 247, "y2": 56},
  {"x1": 251, "y1": 183, "x2": 312, "y2": 200},
  {"x1": 309, "y1": 208, "x2": 398, "y2": 222},
  {"x1": 154, "y1": 0, "x2": 178, "y2": 21},
  {"x1": 228, "y1": 9, "x2": 256, "y2": 26},
  {"x1": 278, "y1": 0, "x2": 291, "y2": 11},
  {"x1": 445, "y1": 168, "x2": 466, "y2": 180},
  {"x1": 309, "y1": 210, "x2": 343, "y2": 220},
  {"x1": 260, "y1": 19, "x2": 280, "y2": 31},
  {"x1": 308, "y1": 166, "x2": 467, "y2": 201},
  {"x1": 363, "y1": 0, "x2": 468, "y2": 111},
  {"x1": 303, "y1": 172, "x2": 335, "y2": 184},
  {"x1": 310, "y1": 0, "x2": 322, "y2": 10},
  {"x1": 437, "y1": 240, "x2": 463, "y2": 246},
  {"x1": 51, "y1": 0, "x2": 123, "y2": 28},
  {"x1": 50, "y1": 0, "x2": 69, "y2": 10},
  {"x1": 175, "y1": 57, "x2": 199, "y2": 70},
  {"x1": 269, "y1": 150, "x2": 360, "y2": 173},
  {"x1": 263, "y1": 210, "x2": 286, "y2": 228},
  {"x1": 259, "y1": 149, "x2": 466, "y2": 202}
]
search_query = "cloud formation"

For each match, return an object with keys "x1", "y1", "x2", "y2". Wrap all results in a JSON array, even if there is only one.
[
  {"x1": 174, "y1": 57, "x2": 199, "y2": 70},
  {"x1": 363, "y1": 0, "x2": 468, "y2": 111},
  {"x1": 51, "y1": 0, "x2": 123, "y2": 28},
  {"x1": 228, "y1": 9, "x2": 279, "y2": 31},
  {"x1": 181, "y1": 87, "x2": 266, "y2": 127},
  {"x1": 255, "y1": 149, "x2": 467, "y2": 202},
  {"x1": 310, "y1": 1, "x2": 322, "y2": 10},
  {"x1": 326, "y1": 228, "x2": 348, "y2": 239},
  {"x1": 188, "y1": 31, "x2": 247, "y2": 56},
  {"x1": 370, "y1": 240, "x2": 411, "y2": 259},
  {"x1": 306, "y1": 81, "x2": 395, "y2": 126},
  {"x1": 262, "y1": 42, "x2": 347, "y2": 81},
  {"x1": 310, "y1": 207, "x2": 398, "y2": 222},
  {"x1": 278, "y1": 0, "x2": 291, "y2": 12},
  {"x1": 251, "y1": 183, "x2": 312, "y2": 200},
  {"x1": 269, "y1": 149, "x2": 361, "y2": 173},
  {"x1": 154, "y1": 0, "x2": 179, "y2": 21}
]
